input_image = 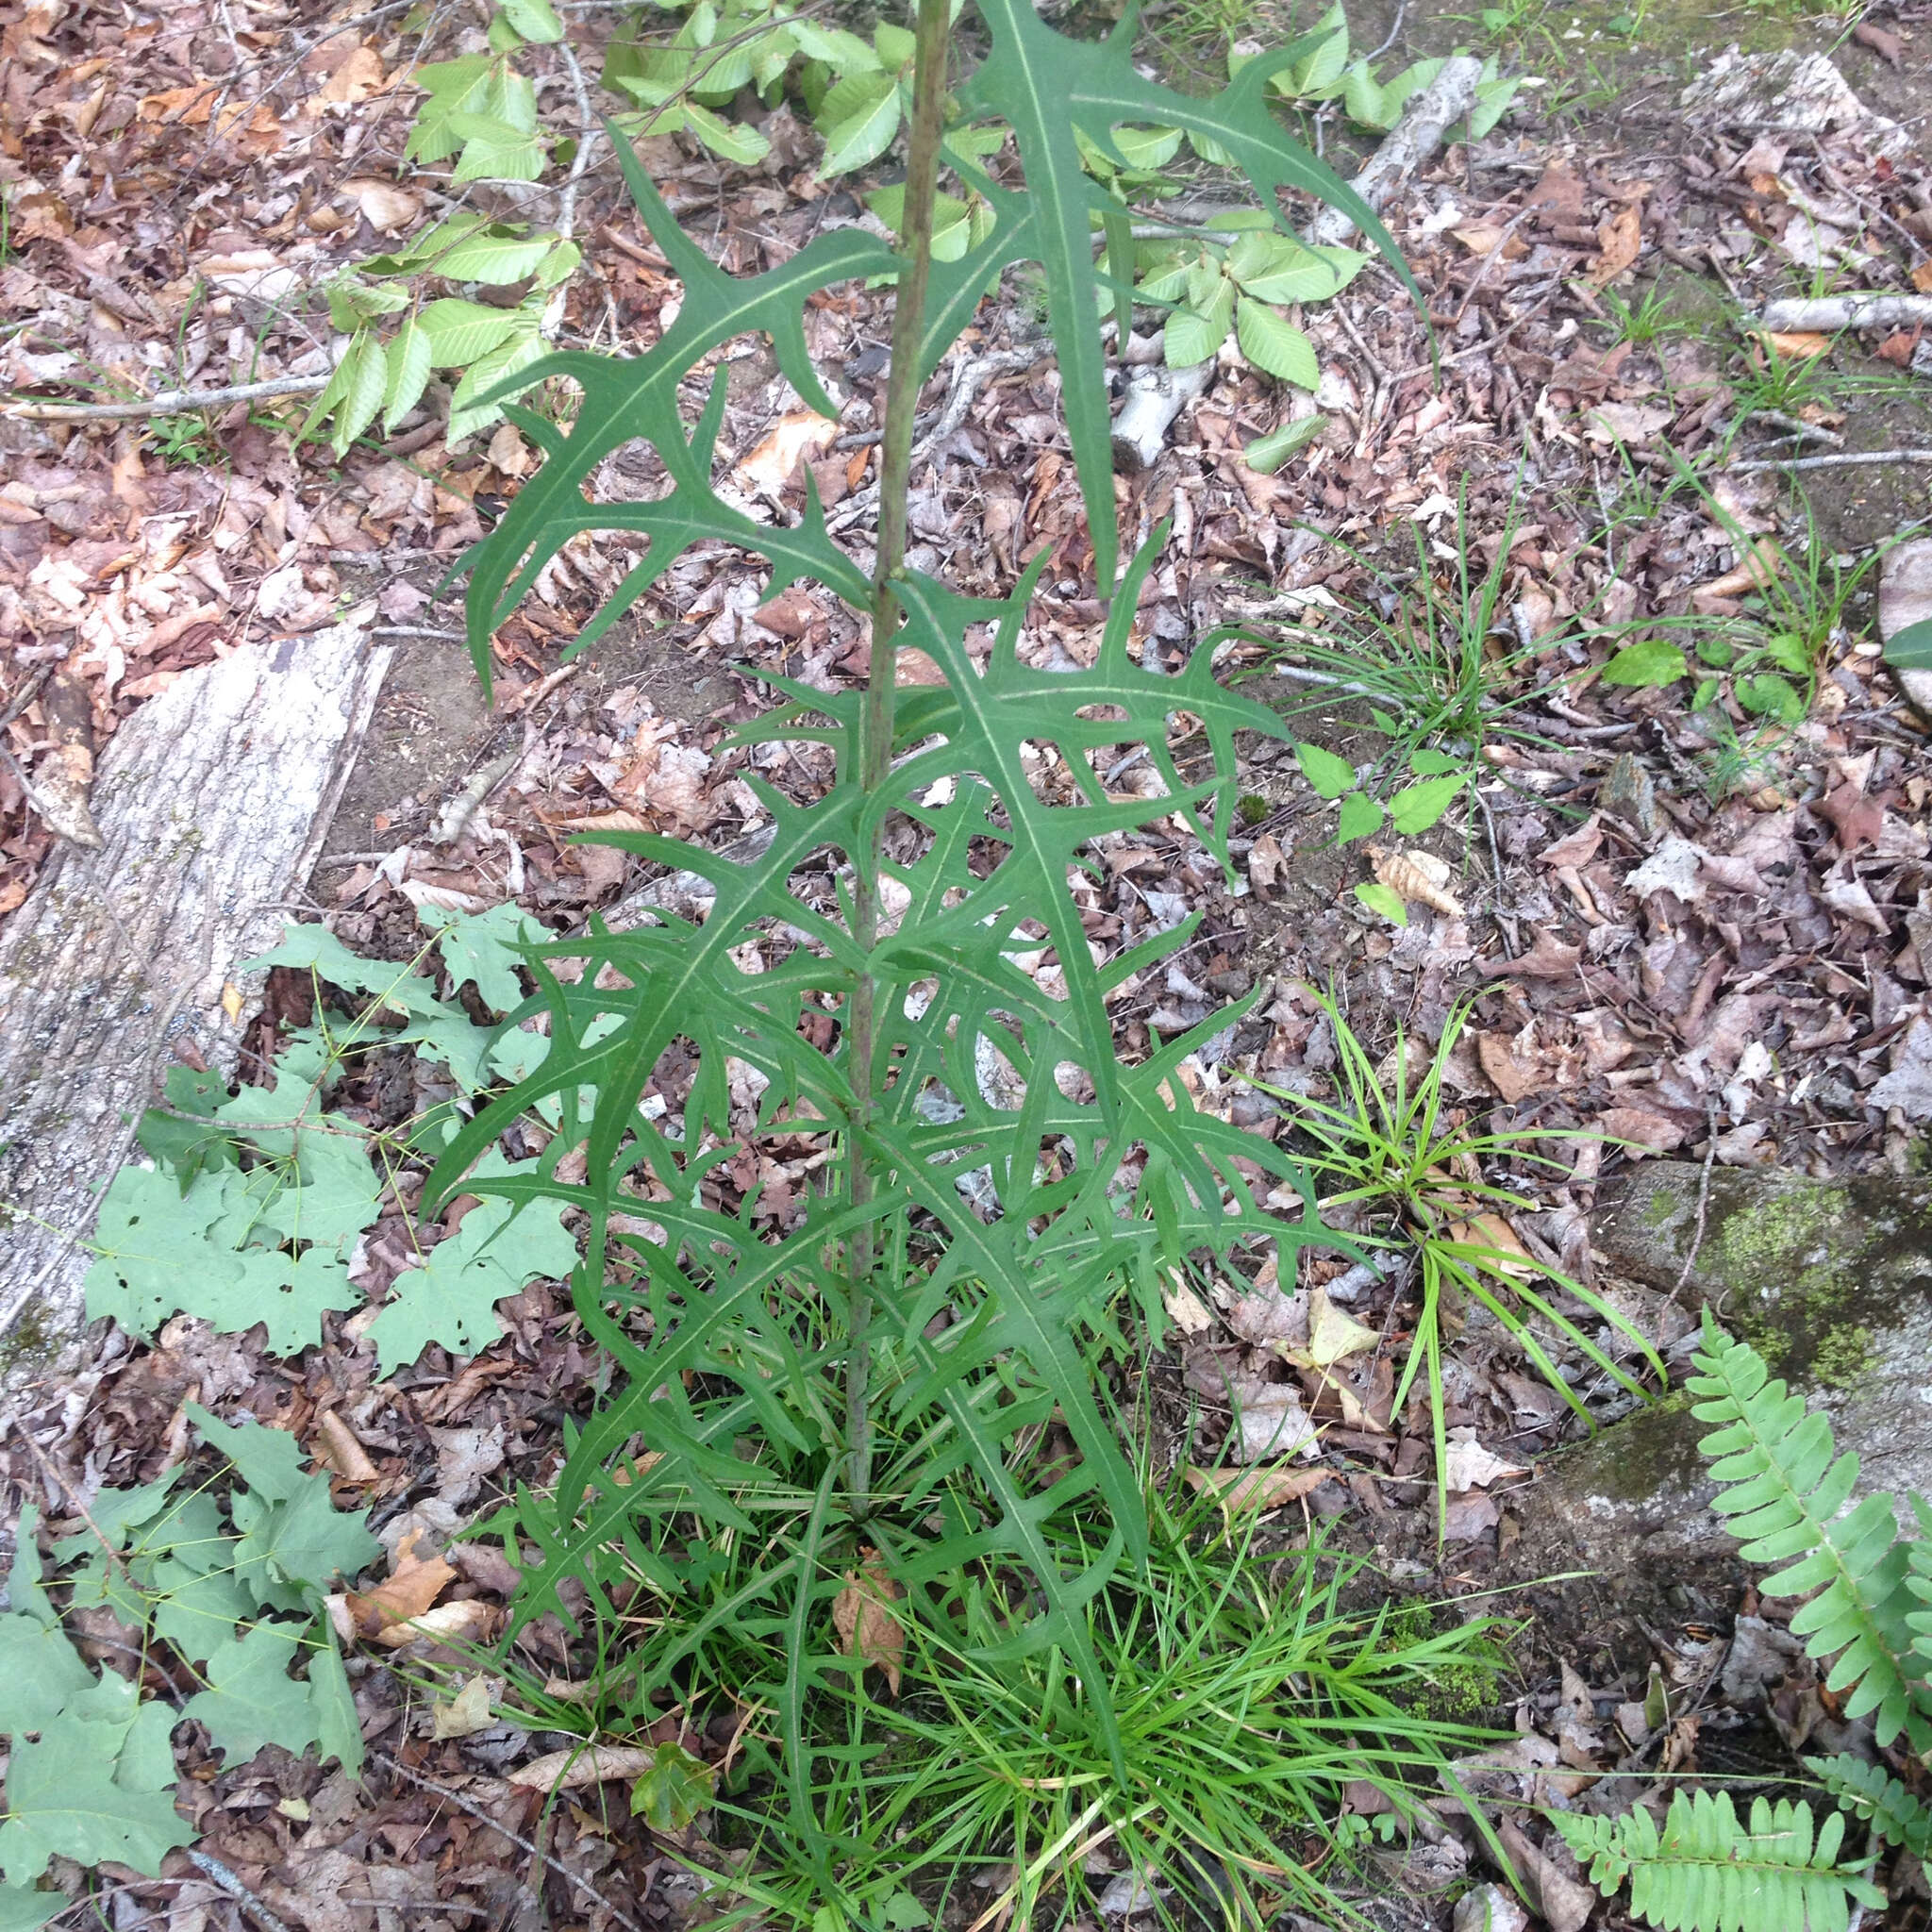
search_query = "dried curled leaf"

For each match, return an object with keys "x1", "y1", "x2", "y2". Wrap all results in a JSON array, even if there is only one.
[
  {"x1": 1367, "y1": 845, "x2": 1463, "y2": 917},
  {"x1": 833, "y1": 1547, "x2": 906, "y2": 1697}
]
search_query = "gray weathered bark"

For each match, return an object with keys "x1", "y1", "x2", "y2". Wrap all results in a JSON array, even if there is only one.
[
  {"x1": 0, "y1": 617, "x2": 391, "y2": 1392},
  {"x1": 1499, "y1": 1162, "x2": 1932, "y2": 1641}
]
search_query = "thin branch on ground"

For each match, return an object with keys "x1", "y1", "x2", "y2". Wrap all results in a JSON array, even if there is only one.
[
  {"x1": 3, "y1": 373, "x2": 330, "y2": 423},
  {"x1": 188, "y1": 1853, "x2": 297, "y2": 1932},
  {"x1": 375, "y1": 1754, "x2": 650, "y2": 1932},
  {"x1": 1730, "y1": 448, "x2": 1932, "y2": 474}
]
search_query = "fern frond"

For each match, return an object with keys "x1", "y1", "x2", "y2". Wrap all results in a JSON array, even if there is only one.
[
  {"x1": 1689, "y1": 1311, "x2": 1931, "y2": 1751},
  {"x1": 1906, "y1": 1493, "x2": 1932, "y2": 1675},
  {"x1": 1805, "y1": 1752, "x2": 1932, "y2": 1857},
  {"x1": 1555, "y1": 1790, "x2": 1885, "y2": 1932}
]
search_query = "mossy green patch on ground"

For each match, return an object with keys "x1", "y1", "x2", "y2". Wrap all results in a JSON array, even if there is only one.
[{"x1": 1588, "y1": 1388, "x2": 1707, "y2": 1505}]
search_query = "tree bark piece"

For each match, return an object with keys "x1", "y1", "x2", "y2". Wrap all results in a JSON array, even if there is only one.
[
  {"x1": 1760, "y1": 293, "x2": 1932, "y2": 333},
  {"x1": 1305, "y1": 56, "x2": 1484, "y2": 249},
  {"x1": 0, "y1": 617, "x2": 391, "y2": 1389},
  {"x1": 1498, "y1": 1161, "x2": 1932, "y2": 1657},
  {"x1": 1111, "y1": 361, "x2": 1213, "y2": 473}
]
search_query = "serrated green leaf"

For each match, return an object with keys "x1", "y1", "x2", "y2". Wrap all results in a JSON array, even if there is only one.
[
  {"x1": 383, "y1": 320, "x2": 434, "y2": 435},
  {"x1": 184, "y1": 1624, "x2": 318, "y2": 1764},
  {"x1": 816, "y1": 71, "x2": 900, "y2": 175},
  {"x1": 1163, "y1": 304, "x2": 1224, "y2": 367},
  {"x1": 1243, "y1": 413, "x2": 1323, "y2": 473},
  {"x1": 1336, "y1": 792, "x2": 1384, "y2": 841},
  {"x1": 1266, "y1": 5, "x2": 1348, "y2": 97},
  {"x1": 1356, "y1": 881, "x2": 1407, "y2": 925},
  {"x1": 231, "y1": 1482, "x2": 383, "y2": 1608},
  {"x1": 448, "y1": 327, "x2": 550, "y2": 442},
  {"x1": 435, "y1": 229, "x2": 555, "y2": 284},
  {"x1": 1388, "y1": 773, "x2": 1464, "y2": 834},
  {"x1": 1235, "y1": 297, "x2": 1318, "y2": 387},
  {"x1": 330, "y1": 333, "x2": 388, "y2": 456},
  {"x1": 790, "y1": 20, "x2": 879, "y2": 69},
  {"x1": 1603, "y1": 638, "x2": 1689, "y2": 687},
  {"x1": 1236, "y1": 242, "x2": 1362, "y2": 305},
  {"x1": 682, "y1": 97, "x2": 772, "y2": 164},
  {"x1": 873, "y1": 19, "x2": 915, "y2": 69},
  {"x1": 0, "y1": 1616, "x2": 95, "y2": 1735},
  {"x1": 368, "y1": 1192, "x2": 577, "y2": 1372},
  {"x1": 1295, "y1": 741, "x2": 1356, "y2": 799},
  {"x1": 0, "y1": 1718, "x2": 192, "y2": 1885},
  {"x1": 498, "y1": 0, "x2": 560, "y2": 41}
]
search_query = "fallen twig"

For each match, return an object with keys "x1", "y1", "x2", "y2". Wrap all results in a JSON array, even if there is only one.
[
  {"x1": 1758, "y1": 292, "x2": 1932, "y2": 332},
  {"x1": 375, "y1": 1753, "x2": 650, "y2": 1932},
  {"x1": 1730, "y1": 447, "x2": 1932, "y2": 474},
  {"x1": 1306, "y1": 56, "x2": 1483, "y2": 249},
  {"x1": 189, "y1": 1852, "x2": 297, "y2": 1932},
  {"x1": 2, "y1": 372, "x2": 329, "y2": 424}
]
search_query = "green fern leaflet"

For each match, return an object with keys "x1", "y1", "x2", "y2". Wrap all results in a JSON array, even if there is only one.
[
  {"x1": 1555, "y1": 1790, "x2": 1885, "y2": 1932},
  {"x1": 1690, "y1": 1310, "x2": 1932, "y2": 1752}
]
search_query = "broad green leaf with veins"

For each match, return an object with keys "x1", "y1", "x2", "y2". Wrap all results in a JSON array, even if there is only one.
[
  {"x1": 184, "y1": 1624, "x2": 319, "y2": 1765},
  {"x1": 0, "y1": 1719, "x2": 192, "y2": 1885},
  {"x1": 367, "y1": 1187, "x2": 577, "y2": 1373}
]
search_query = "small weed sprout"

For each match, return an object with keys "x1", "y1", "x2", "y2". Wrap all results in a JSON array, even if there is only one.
[{"x1": 1245, "y1": 991, "x2": 1661, "y2": 1528}]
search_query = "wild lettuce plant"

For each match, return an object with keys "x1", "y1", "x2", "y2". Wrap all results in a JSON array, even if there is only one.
[{"x1": 430, "y1": 0, "x2": 1407, "y2": 1801}]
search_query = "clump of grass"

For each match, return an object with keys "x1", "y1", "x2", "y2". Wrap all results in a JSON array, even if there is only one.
[
  {"x1": 1254, "y1": 492, "x2": 1557, "y2": 779},
  {"x1": 475, "y1": 1454, "x2": 1514, "y2": 1932},
  {"x1": 1245, "y1": 991, "x2": 1662, "y2": 1528}
]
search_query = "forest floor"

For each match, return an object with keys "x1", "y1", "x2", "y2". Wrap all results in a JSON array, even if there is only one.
[{"x1": 4, "y1": 0, "x2": 1932, "y2": 1924}]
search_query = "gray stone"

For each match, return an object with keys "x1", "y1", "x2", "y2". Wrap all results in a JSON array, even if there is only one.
[{"x1": 1499, "y1": 1162, "x2": 1932, "y2": 1646}]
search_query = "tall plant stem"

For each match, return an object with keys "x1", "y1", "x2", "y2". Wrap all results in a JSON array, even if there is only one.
[{"x1": 844, "y1": 0, "x2": 950, "y2": 1517}]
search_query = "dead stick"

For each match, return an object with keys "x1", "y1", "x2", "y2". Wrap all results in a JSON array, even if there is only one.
[
  {"x1": 1305, "y1": 56, "x2": 1483, "y2": 248},
  {"x1": 2, "y1": 373, "x2": 329, "y2": 424},
  {"x1": 375, "y1": 1753, "x2": 650, "y2": 1932},
  {"x1": 1730, "y1": 448, "x2": 1932, "y2": 474}
]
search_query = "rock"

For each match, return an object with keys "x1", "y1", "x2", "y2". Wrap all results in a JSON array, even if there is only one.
[
  {"x1": 1453, "y1": 1882, "x2": 1529, "y2": 1932},
  {"x1": 1880, "y1": 537, "x2": 1932, "y2": 725},
  {"x1": 1500, "y1": 1162, "x2": 1932, "y2": 1651},
  {"x1": 1681, "y1": 48, "x2": 1907, "y2": 157}
]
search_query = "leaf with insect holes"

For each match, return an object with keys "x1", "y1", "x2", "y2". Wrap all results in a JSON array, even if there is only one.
[
  {"x1": 1337, "y1": 792, "x2": 1384, "y2": 841},
  {"x1": 1296, "y1": 741, "x2": 1357, "y2": 799},
  {"x1": 1603, "y1": 639, "x2": 1688, "y2": 687},
  {"x1": 1357, "y1": 881, "x2": 1407, "y2": 925}
]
